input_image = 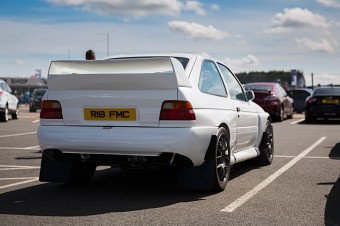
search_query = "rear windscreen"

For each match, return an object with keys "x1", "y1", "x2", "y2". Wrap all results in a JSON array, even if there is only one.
[
  {"x1": 244, "y1": 85, "x2": 272, "y2": 92},
  {"x1": 313, "y1": 87, "x2": 340, "y2": 95}
]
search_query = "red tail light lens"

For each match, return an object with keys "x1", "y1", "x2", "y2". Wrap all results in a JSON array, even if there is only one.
[
  {"x1": 160, "y1": 101, "x2": 196, "y2": 120},
  {"x1": 307, "y1": 97, "x2": 317, "y2": 104},
  {"x1": 40, "y1": 100, "x2": 63, "y2": 119}
]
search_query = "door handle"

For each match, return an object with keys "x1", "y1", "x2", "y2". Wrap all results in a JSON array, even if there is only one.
[{"x1": 236, "y1": 107, "x2": 241, "y2": 112}]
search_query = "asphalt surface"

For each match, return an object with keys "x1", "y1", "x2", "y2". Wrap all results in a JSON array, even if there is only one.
[{"x1": 0, "y1": 107, "x2": 339, "y2": 226}]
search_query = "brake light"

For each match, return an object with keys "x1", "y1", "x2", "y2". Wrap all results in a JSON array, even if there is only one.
[
  {"x1": 40, "y1": 100, "x2": 63, "y2": 119},
  {"x1": 159, "y1": 100, "x2": 195, "y2": 120},
  {"x1": 264, "y1": 95, "x2": 279, "y2": 101},
  {"x1": 307, "y1": 97, "x2": 317, "y2": 104}
]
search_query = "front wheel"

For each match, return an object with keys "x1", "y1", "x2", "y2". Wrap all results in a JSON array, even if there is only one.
[
  {"x1": 0, "y1": 105, "x2": 9, "y2": 122},
  {"x1": 257, "y1": 120, "x2": 274, "y2": 166},
  {"x1": 11, "y1": 105, "x2": 19, "y2": 120},
  {"x1": 208, "y1": 127, "x2": 231, "y2": 191}
]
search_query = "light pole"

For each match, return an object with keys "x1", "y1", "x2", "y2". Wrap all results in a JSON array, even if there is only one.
[{"x1": 100, "y1": 33, "x2": 110, "y2": 56}]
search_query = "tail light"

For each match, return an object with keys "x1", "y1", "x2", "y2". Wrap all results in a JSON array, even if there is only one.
[
  {"x1": 306, "y1": 97, "x2": 317, "y2": 104},
  {"x1": 264, "y1": 95, "x2": 279, "y2": 102},
  {"x1": 159, "y1": 100, "x2": 195, "y2": 120},
  {"x1": 40, "y1": 100, "x2": 63, "y2": 119}
]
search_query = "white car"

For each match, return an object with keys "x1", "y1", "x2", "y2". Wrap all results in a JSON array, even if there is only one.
[
  {"x1": 38, "y1": 54, "x2": 273, "y2": 191},
  {"x1": 0, "y1": 79, "x2": 19, "y2": 122}
]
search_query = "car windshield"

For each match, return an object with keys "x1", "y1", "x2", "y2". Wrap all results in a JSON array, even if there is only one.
[
  {"x1": 313, "y1": 87, "x2": 340, "y2": 95},
  {"x1": 244, "y1": 85, "x2": 272, "y2": 92}
]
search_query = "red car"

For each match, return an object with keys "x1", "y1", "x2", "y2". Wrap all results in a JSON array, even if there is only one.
[{"x1": 244, "y1": 82, "x2": 294, "y2": 121}]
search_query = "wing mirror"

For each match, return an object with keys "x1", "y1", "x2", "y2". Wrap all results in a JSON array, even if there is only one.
[{"x1": 246, "y1": 90, "x2": 255, "y2": 101}]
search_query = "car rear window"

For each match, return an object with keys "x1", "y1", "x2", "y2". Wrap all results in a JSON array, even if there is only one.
[
  {"x1": 313, "y1": 87, "x2": 340, "y2": 95},
  {"x1": 244, "y1": 85, "x2": 273, "y2": 92}
]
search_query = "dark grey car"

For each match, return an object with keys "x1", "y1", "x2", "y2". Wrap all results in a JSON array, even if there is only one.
[
  {"x1": 29, "y1": 88, "x2": 47, "y2": 112},
  {"x1": 287, "y1": 88, "x2": 312, "y2": 113}
]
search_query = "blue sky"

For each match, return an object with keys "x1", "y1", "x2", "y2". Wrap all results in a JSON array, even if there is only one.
[{"x1": 1, "y1": 0, "x2": 340, "y2": 85}]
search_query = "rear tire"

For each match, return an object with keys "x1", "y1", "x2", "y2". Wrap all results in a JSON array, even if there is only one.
[
  {"x1": 207, "y1": 127, "x2": 231, "y2": 191},
  {"x1": 257, "y1": 120, "x2": 274, "y2": 166},
  {"x1": 70, "y1": 162, "x2": 96, "y2": 184}
]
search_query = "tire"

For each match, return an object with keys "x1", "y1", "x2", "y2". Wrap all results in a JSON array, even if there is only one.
[
  {"x1": 29, "y1": 107, "x2": 36, "y2": 112},
  {"x1": 305, "y1": 112, "x2": 315, "y2": 123},
  {"x1": 274, "y1": 106, "x2": 284, "y2": 122},
  {"x1": 207, "y1": 127, "x2": 231, "y2": 191},
  {"x1": 70, "y1": 162, "x2": 96, "y2": 184},
  {"x1": 257, "y1": 120, "x2": 274, "y2": 166},
  {"x1": 0, "y1": 105, "x2": 9, "y2": 122},
  {"x1": 287, "y1": 107, "x2": 294, "y2": 119},
  {"x1": 11, "y1": 105, "x2": 19, "y2": 120}
]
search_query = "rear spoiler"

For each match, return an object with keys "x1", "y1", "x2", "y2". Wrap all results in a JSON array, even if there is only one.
[{"x1": 47, "y1": 57, "x2": 191, "y2": 90}]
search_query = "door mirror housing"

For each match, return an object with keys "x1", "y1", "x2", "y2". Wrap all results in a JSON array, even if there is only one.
[{"x1": 246, "y1": 90, "x2": 255, "y2": 101}]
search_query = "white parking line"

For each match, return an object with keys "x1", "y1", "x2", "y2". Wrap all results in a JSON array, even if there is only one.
[
  {"x1": 0, "y1": 146, "x2": 40, "y2": 150},
  {"x1": 32, "y1": 119, "x2": 40, "y2": 124},
  {"x1": 221, "y1": 136, "x2": 326, "y2": 213},
  {"x1": 0, "y1": 178, "x2": 39, "y2": 190},
  {"x1": 0, "y1": 131, "x2": 36, "y2": 138},
  {"x1": 291, "y1": 118, "x2": 305, "y2": 124}
]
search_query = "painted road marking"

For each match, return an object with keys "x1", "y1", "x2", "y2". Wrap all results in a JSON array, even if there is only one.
[
  {"x1": 221, "y1": 136, "x2": 326, "y2": 212},
  {"x1": 291, "y1": 118, "x2": 305, "y2": 124},
  {"x1": 32, "y1": 119, "x2": 40, "y2": 124},
  {"x1": 0, "y1": 131, "x2": 36, "y2": 138},
  {"x1": 0, "y1": 146, "x2": 40, "y2": 150},
  {"x1": 0, "y1": 178, "x2": 39, "y2": 190}
]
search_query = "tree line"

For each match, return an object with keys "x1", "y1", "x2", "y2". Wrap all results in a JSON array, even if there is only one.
[{"x1": 235, "y1": 70, "x2": 305, "y2": 88}]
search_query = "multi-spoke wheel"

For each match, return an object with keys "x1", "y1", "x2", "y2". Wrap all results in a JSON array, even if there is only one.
[
  {"x1": 257, "y1": 120, "x2": 274, "y2": 166},
  {"x1": 209, "y1": 127, "x2": 231, "y2": 191}
]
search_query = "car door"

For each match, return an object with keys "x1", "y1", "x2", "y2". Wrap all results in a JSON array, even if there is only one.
[{"x1": 218, "y1": 63, "x2": 259, "y2": 151}]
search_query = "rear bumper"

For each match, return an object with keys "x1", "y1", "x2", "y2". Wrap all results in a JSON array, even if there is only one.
[
  {"x1": 306, "y1": 104, "x2": 340, "y2": 118},
  {"x1": 260, "y1": 103, "x2": 280, "y2": 117},
  {"x1": 37, "y1": 126, "x2": 216, "y2": 166}
]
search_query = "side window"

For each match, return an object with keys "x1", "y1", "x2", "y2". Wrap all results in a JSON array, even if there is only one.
[
  {"x1": 217, "y1": 63, "x2": 246, "y2": 101},
  {"x1": 5, "y1": 83, "x2": 12, "y2": 93},
  {"x1": 198, "y1": 60, "x2": 227, "y2": 96}
]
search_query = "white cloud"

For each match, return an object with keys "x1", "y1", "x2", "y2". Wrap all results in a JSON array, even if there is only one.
[
  {"x1": 14, "y1": 59, "x2": 26, "y2": 65},
  {"x1": 46, "y1": 0, "x2": 209, "y2": 17},
  {"x1": 295, "y1": 38, "x2": 335, "y2": 53},
  {"x1": 183, "y1": 1, "x2": 206, "y2": 15},
  {"x1": 168, "y1": 21, "x2": 228, "y2": 40},
  {"x1": 222, "y1": 55, "x2": 260, "y2": 72},
  {"x1": 210, "y1": 4, "x2": 220, "y2": 11},
  {"x1": 316, "y1": 0, "x2": 340, "y2": 8},
  {"x1": 264, "y1": 8, "x2": 329, "y2": 34}
]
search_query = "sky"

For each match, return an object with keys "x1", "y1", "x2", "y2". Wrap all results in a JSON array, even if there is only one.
[{"x1": 1, "y1": 0, "x2": 340, "y2": 86}]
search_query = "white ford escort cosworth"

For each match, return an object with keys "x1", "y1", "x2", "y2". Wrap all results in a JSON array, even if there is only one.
[{"x1": 38, "y1": 54, "x2": 273, "y2": 191}]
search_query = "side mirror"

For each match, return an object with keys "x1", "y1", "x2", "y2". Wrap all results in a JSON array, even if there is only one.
[{"x1": 246, "y1": 90, "x2": 255, "y2": 101}]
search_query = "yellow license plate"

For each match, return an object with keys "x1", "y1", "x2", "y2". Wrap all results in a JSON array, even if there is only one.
[
  {"x1": 84, "y1": 108, "x2": 136, "y2": 121},
  {"x1": 322, "y1": 99, "x2": 339, "y2": 104}
]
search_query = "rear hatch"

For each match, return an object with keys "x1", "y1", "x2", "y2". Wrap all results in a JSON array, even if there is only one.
[{"x1": 46, "y1": 57, "x2": 192, "y2": 127}]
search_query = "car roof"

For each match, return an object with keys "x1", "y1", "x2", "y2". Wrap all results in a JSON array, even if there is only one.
[{"x1": 104, "y1": 53, "x2": 212, "y2": 62}]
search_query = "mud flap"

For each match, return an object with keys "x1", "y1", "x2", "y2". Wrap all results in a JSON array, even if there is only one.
[
  {"x1": 39, "y1": 149, "x2": 73, "y2": 183},
  {"x1": 176, "y1": 136, "x2": 216, "y2": 191}
]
